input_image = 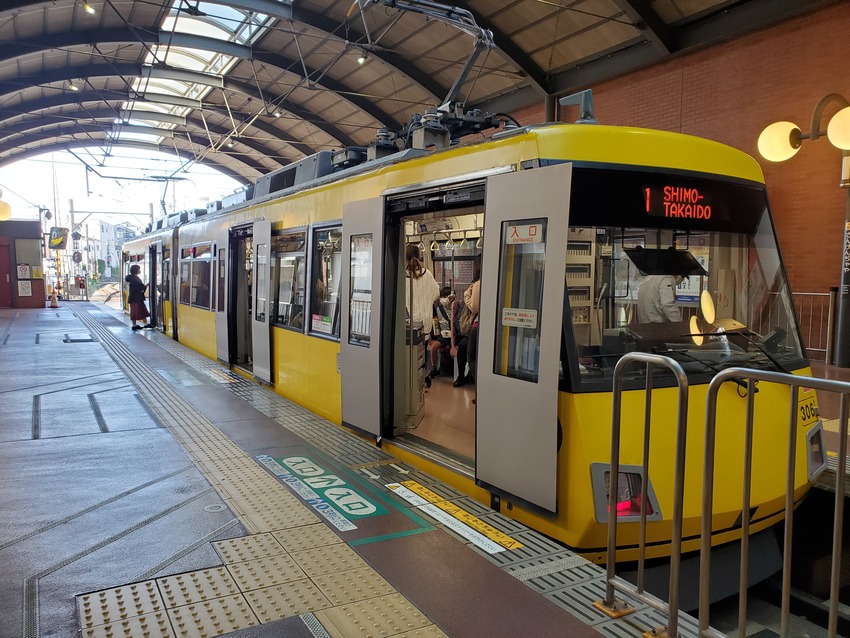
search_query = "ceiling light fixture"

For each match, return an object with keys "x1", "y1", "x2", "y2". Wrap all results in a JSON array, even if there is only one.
[
  {"x1": 82, "y1": 1, "x2": 96, "y2": 14},
  {"x1": 68, "y1": 80, "x2": 80, "y2": 91},
  {"x1": 357, "y1": 51, "x2": 367, "y2": 65}
]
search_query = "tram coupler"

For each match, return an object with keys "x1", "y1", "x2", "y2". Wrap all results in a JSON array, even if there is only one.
[{"x1": 592, "y1": 598, "x2": 635, "y2": 618}]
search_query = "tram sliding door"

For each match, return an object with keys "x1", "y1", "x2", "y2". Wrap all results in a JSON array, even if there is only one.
[
  {"x1": 340, "y1": 197, "x2": 384, "y2": 437},
  {"x1": 477, "y1": 163, "x2": 572, "y2": 512},
  {"x1": 252, "y1": 220, "x2": 272, "y2": 383},
  {"x1": 148, "y1": 242, "x2": 160, "y2": 328},
  {"x1": 214, "y1": 227, "x2": 229, "y2": 365}
]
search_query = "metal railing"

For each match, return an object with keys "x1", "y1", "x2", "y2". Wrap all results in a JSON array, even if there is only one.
[
  {"x1": 754, "y1": 291, "x2": 837, "y2": 363},
  {"x1": 597, "y1": 352, "x2": 690, "y2": 637},
  {"x1": 601, "y1": 360, "x2": 850, "y2": 638},
  {"x1": 700, "y1": 368, "x2": 850, "y2": 638}
]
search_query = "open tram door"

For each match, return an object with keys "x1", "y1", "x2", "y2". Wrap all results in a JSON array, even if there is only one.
[
  {"x1": 340, "y1": 197, "x2": 384, "y2": 438},
  {"x1": 216, "y1": 220, "x2": 272, "y2": 383},
  {"x1": 476, "y1": 163, "x2": 572, "y2": 512},
  {"x1": 148, "y1": 241, "x2": 161, "y2": 330}
]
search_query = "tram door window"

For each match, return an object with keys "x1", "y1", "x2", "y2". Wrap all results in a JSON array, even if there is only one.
[
  {"x1": 270, "y1": 231, "x2": 306, "y2": 331},
  {"x1": 309, "y1": 226, "x2": 342, "y2": 337}
]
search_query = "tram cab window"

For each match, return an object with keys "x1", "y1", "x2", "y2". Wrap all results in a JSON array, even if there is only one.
[
  {"x1": 564, "y1": 219, "x2": 806, "y2": 391},
  {"x1": 309, "y1": 226, "x2": 342, "y2": 338},
  {"x1": 271, "y1": 231, "x2": 306, "y2": 331}
]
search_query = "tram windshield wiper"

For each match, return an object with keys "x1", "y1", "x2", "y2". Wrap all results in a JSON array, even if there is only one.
[{"x1": 654, "y1": 348, "x2": 756, "y2": 392}]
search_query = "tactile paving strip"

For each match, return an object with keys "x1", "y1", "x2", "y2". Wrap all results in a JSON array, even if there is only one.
[
  {"x1": 272, "y1": 523, "x2": 342, "y2": 552},
  {"x1": 311, "y1": 566, "x2": 395, "y2": 606},
  {"x1": 314, "y1": 593, "x2": 431, "y2": 638},
  {"x1": 225, "y1": 554, "x2": 308, "y2": 591},
  {"x1": 166, "y1": 593, "x2": 259, "y2": 637},
  {"x1": 290, "y1": 544, "x2": 368, "y2": 578},
  {"x1": 212, "y1": 532, "x2": 287, "y2": 564},
  {"x1": 78, "y1": 581, "x2": 164, "y2": 628},
  {"x1": 157, "y1": 567, "x2": 240, "y2": 608},
  {"x1": 395, "y1": 627, "x2": 449, "y2": 637},
  {"x1": 81, "y1": 610, "x2": 176, "y2": 638},
  {"x1": 243, "y1": 579, "x2": 333, "y2": 622}
]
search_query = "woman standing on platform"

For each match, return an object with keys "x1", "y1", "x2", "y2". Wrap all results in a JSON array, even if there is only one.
[{"x1": 125, "y1": 264, "x2": 151, "y2": 331}]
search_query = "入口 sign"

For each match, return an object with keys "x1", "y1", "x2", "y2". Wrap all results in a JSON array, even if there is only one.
[{"x1": 505, "y1": 224, "x2": 543, "y2": 244}]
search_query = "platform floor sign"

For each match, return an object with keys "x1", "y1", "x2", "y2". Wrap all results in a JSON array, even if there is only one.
[{"x1": 258, "y1": 454, "x2": 386, "y2": 531}]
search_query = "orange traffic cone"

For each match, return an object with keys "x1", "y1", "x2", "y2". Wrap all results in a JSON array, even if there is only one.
[{"x1": 49, "y1": 292, "x2": 59, "y2": 308}]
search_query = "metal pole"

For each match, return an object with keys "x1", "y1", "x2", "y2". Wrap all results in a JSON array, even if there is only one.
[{"x1": 833, "y1": 178, "x2": 850, "y2": 366}]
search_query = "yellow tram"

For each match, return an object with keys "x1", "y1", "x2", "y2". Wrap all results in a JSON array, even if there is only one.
[{"x1": 123, "y1": 121, "x2": 827, "y2": 570}]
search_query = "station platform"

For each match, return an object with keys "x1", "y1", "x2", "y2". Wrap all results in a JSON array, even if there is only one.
[{"x1": 1, "y1": 302, "x2": 690, "y2": 638}]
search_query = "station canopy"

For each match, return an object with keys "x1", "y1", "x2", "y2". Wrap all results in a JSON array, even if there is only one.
[{"x1": 0, "y1": 0, "x2": 834, "y2": 186}]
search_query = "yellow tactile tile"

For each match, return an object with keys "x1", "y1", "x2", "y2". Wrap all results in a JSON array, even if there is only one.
[
  {"x1": 81, "y1": 610, "x2": 175, "y2": 638},
  {"x1": 311, "y1": 566, "x2": 396, "y2": 606},
  {"x1": 315, "y1": 593, "x2": 431, "y2": 638},
  {"x1": 225, "y1": 553, "x2": 308, "y2": 591},
  {"x1": 156, "y1": 567, "x2": 240, "y2": 608},
  {"x1": 396, "y1": 627, "x2": 450, "y2": 637},
  {"x1": 77, "y1": 580, "x2": 164, "y2": 628},
  {"x1": 243, "y1": 578, "x2": 332, "y2": 622},
  {"x1": 290, "y1": 543, "x2": 368, "y2": 578},
  {"x1": 212, "y1": 532, "x2": 286, "y2": 564},
  {"x1": 239, "y1": 505, "x2": 320, "y2": 533},
  {"x1": 166, "y1": 593, "x2": 259, "y2": 637},
  {"x1": 272, "y1": 523, "x2": 342, "y2": 552}
]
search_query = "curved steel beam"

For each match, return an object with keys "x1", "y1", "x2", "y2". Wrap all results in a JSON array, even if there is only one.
[
  {"x1": 0, "y1": 90, "x2": 317, "y2": 155},
  {"x1": 0, "y1": 123, "x2": 268, "y2": 175},
  {"x1": 0, "y1": 27, "x2": 402, "y2": 128},
  {"x1": 0, "y1": 109, "x2": 294, "y2": 167},
  {"x1": 0, "y1": 139, "x2": 251, "y2": 184},
  {"x1": 0, "y1": 62, "x2": 357, "y2": 147}
]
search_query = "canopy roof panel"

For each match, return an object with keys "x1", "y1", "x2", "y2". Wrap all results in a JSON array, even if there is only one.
[{"x1": 0, "y1": 0, "x2": 836, "y2": 186}]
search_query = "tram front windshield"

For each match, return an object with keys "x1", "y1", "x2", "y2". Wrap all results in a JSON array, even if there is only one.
[{"x1": 564, "y1": 169, "x2": 805, "y2": 390}]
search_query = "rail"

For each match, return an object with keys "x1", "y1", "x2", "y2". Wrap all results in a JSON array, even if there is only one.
[
  {"x1": 596, "y1": 352, "x2": 690, "y2": 637},
  {"x1": 700, "y1": 368, "x2": 850, "y2": 638}
]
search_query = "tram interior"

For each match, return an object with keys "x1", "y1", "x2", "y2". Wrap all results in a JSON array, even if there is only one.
[{"x1": 398, "y1": 211, "x2": 481, "y2": 461}]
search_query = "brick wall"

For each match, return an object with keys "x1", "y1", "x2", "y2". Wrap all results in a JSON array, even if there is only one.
[{"x1": 514, "y1": 3, "x2": 850, "y2": 296}]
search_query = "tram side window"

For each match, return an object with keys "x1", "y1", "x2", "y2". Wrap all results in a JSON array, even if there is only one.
[
  {"x1": 271, "y1": 232, "x2": 306, "y2": 330},
  {"x1": 309, "y1": 226, "x2": 342, "y2": 338},
  {"x1": 191, "y1": 244, "x2": 212, "y2": 309},
  {"x1": 179, "y1": 248, "x2": 191, "y2": 305},
  {"x1": 161, "y1": 248, "x2": 170, "y2": 301}
]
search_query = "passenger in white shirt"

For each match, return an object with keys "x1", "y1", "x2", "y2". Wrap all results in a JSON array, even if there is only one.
[
  {"x1": 404, "y1": 244, "x2": 440, "y2": 328},
  {"x1": 637, "y1": 274, "x2": 685, "y2": 323}
]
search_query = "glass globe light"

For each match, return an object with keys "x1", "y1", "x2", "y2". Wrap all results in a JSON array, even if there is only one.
[
  {"x1": 827, "y1": 106, "x2": 850, "y2": 150},
  {"x1": 757, "y1": 121, "x2": 802, "y2": 162}
]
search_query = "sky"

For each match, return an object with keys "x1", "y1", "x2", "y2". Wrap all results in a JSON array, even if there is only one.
[{"x1": 0, "y1": 147, "x2": 243, "y2": 234}]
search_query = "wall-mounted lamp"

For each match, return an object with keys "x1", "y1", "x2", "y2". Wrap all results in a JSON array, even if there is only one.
[
  {"x1": 757, "y1": 93, "x2": 850, "y2": 365},
  {"x1": 757, "y1": 93, "x2": 850, "y2": 186}
]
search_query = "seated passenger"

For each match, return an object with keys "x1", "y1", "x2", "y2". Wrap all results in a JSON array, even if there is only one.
[
  {"x1": 451, "y1": 298, "x2": 472, "y2": 387},
  {"x1": 428, "y1": 287, "x2": 454, "y2": 378}
]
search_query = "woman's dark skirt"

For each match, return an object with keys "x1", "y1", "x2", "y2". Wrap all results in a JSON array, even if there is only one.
[{"x1": 130, "y1": 301, "x2": 150, "y2": 322}]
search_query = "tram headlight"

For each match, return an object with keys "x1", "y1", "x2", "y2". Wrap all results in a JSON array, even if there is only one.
[
  {"x1": 591, "y1": 463, "x2": 662, "y2": 523},
  {"x1": 806, "y1": 420, "x2": 827, "y2": 481}
]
